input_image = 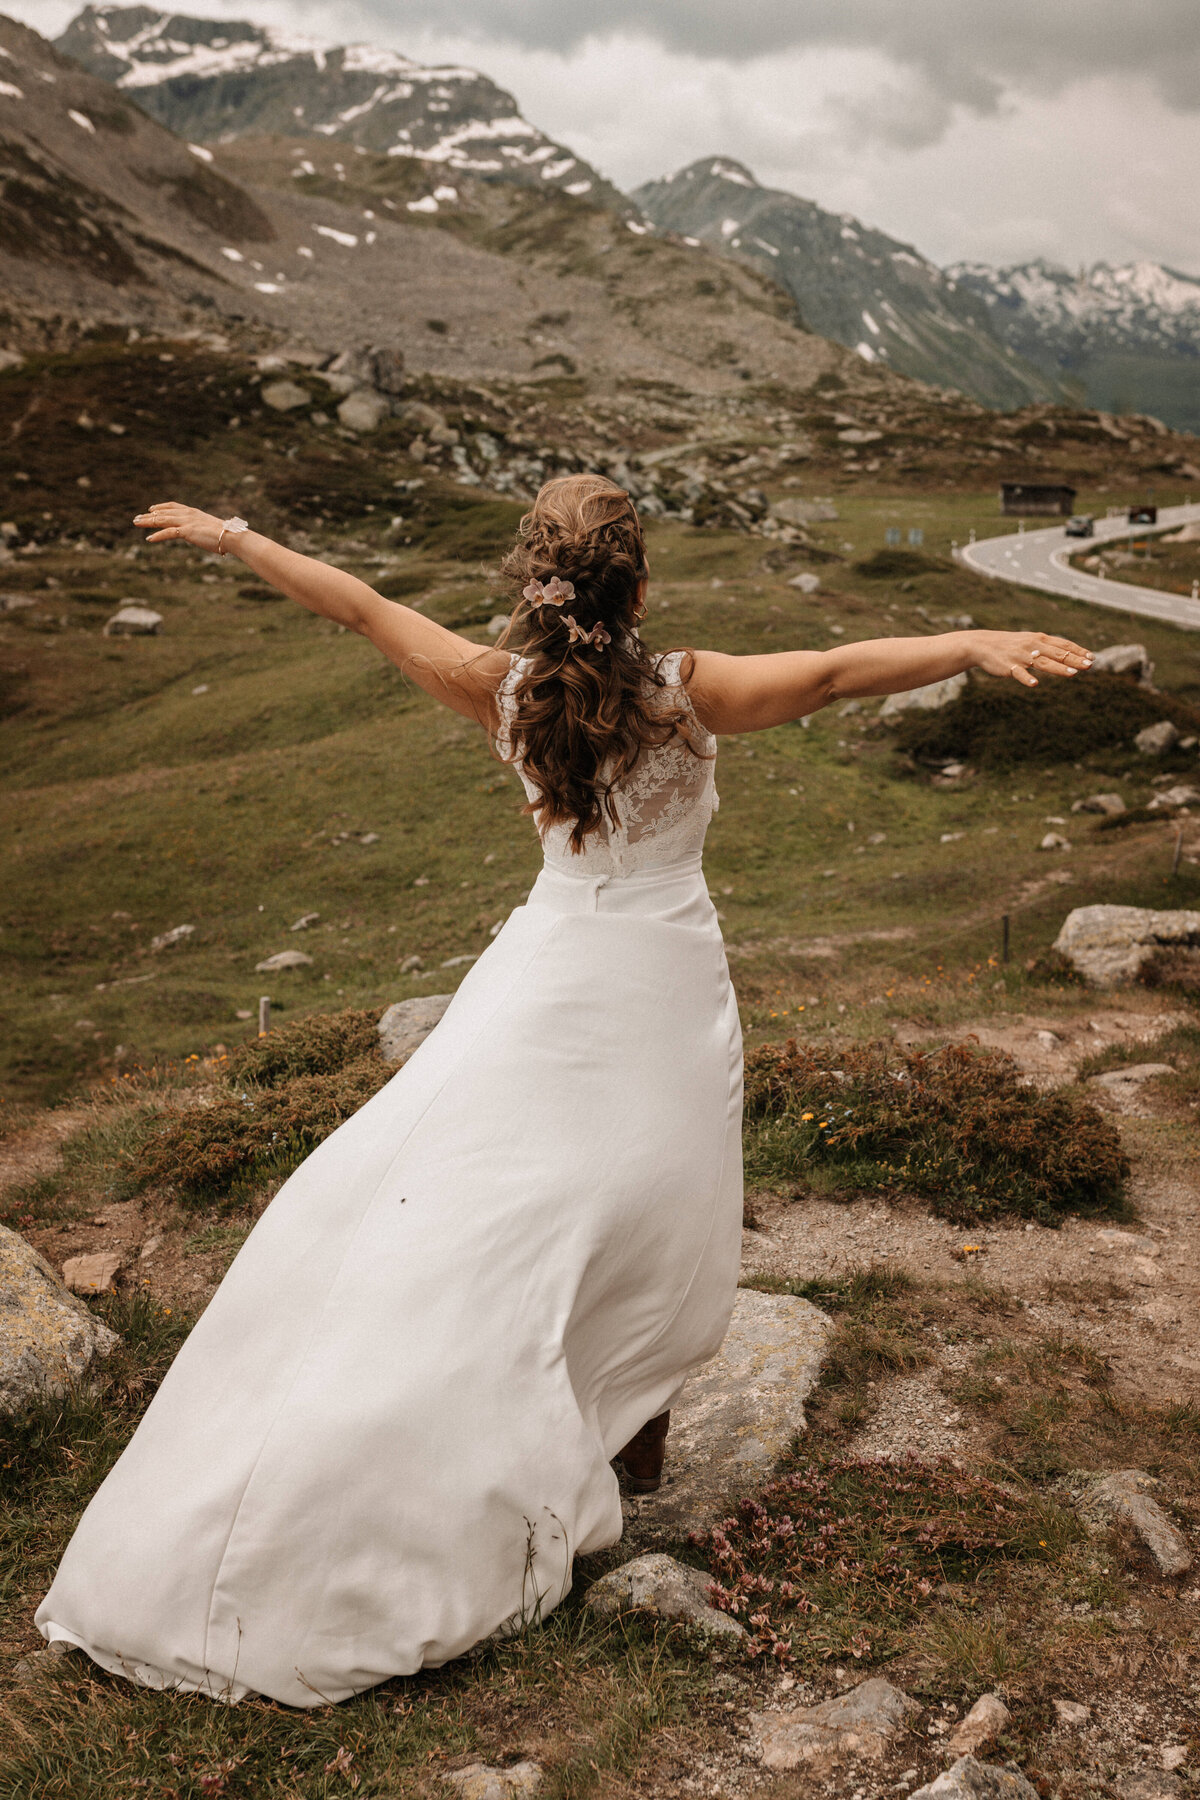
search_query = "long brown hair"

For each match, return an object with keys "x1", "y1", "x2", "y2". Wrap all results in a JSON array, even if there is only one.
[{"x1": 496, "y1": 474, "x2": 699, "y2": 853}]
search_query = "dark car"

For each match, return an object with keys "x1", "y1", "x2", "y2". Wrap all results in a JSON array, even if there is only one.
[
  {"x1": 1064, "y1": 515, "x2": 1095, "y2": 537},
  {"x1": 1128, "y1": 505, "x2": 1158, "y2": 526}
]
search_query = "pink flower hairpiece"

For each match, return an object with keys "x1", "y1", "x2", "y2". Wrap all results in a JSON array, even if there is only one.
[
  {"x1": 565, "y1": 615, "x2": 612, "y2": 650},
  {"x1": 522, "y1": 576, "x2": 575, "y2": 608}
]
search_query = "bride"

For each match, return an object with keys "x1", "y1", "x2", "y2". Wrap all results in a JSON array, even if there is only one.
[{"x1": 36, "y1": 474, "x2": 1091, "y2": 1705}]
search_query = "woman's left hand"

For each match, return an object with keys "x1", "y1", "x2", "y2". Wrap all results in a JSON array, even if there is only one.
[
  {"x1": 969, "y1": 629, "x2": 1093, "y2": 687},
  {"x1": 133, "y1": 503, "x2": 228, "y2": 553}
]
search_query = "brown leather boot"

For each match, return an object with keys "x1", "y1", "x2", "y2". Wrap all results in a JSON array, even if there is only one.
[{"x1": 616, "y1": 1412, "x2": 670, "y2": 1493}]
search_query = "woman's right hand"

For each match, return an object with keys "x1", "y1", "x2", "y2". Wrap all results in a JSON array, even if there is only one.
[{"x1": 133, "y1": 502, "x2": 230, "y2": 553}]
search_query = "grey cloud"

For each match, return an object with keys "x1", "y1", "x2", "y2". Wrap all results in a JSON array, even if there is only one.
[{"x1": 346, "y1": 0, "x2": 1200, "y2": 121}]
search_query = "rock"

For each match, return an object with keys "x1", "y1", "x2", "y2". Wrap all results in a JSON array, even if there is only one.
[
  {"x1": 1119, "y1": 1775, "x2": 1181, "y2": 1800},
  {"x1": 1039, "y1": 832, "x2": 1071, "y2": 851},
  {"x1": 1091, "y1": 643, "x2": 1155, "y2": 685},
  {"x1": 103, "y1": 604, "x2": 162, "y2": 637},
  {"x1": 0, "y1": 1225, "x2": 119, "y2": 1414},
  {"x1": 62, "y1": 1251, "x2": 122, "y2": 1295},
  {"x1": 1135, "y1": 721, "x2": 1180, "y2": 755},
  {"x1": 1148, "y1": 785, "x2": 1200, "y2": 809},
  {"x1": 290, "y1": 912, "x2": 320, "y2": 931},
  {"x1": 1052, "y1": 904, "x2": 1200, "y2": 986},
  {"x1": 399, "y1": 954, "x2": 424, "y2": 973},
  {"x1": 12, "y1": 1639, "x2": 75, "y2": 1684},
  {"x1": 1162, "y1": 1747, "x2": 1188, "y2": 1771},
  {"x1": 788, "y1": 571, "x2": 821, "y2": 593},
  {"x1": 1071, "y1": 793, "x2": 1126, "y2": 816},
  {"x1": 337, "y1": 390, "x2": 392, "y2": 433},
  {"x1": 750, "y1": 1678, "x2": 919, "y2": 1770},
  {"x1": 910, "y1": 1755, "x2": 1039, "y2": 1800},
  {"x1": 399, "y1": 400, "x2": 447, "y2": 435},
  {"x1": 1052, "y1": 1699, "x2": 1091, "y2": 1727},
  {"x1": 260, "y1": 379, "x2": 309, "y2": 413},
  {"x1": 442, "y1": 1763, "x2": 541, "y2": 1800},
  {"x1": 254, "y1": 949, "x2": 314, "y2": 972},
  {"x1": 1087, "y1": 1064, "x2": 1174, "y2": 1113},
  {"x1": 1094, "y1": 1228, "x2": 1161, "y2": 1255},
  {"x1": 329, "y1": 344, "x2": 406, "y2": 396},
  {"x1": 633, "y1": 1290, "x2": 833, "y2": 1530},
  {"x1": 946, "y1": 1694, "x2": 1011, "y2": 1756},
  {"x1": 583, "y1": 1552, "x2": 746, "y2": 1640},
  {"x1": 377, "y1": 994, "x2": 453, "y2": 1063},
  {"x1": 769, "y1": 497, "x2": 838, "y2": 526},
  {"x1": 837, "y1": 427, "x2": 883, "y2": 444},
  {"x1": 150, "y1": 922, "x2": 194, "y2": 952},
  {"x1": 1080, "y1": 1470, "x2": 1192, "y2": 1576},
  {"x1": 879, "y1": 672, "x2": 968, "y2": 724},
  {"x1": 486, "y1": 615, "x2": 510, "y2": 637}
]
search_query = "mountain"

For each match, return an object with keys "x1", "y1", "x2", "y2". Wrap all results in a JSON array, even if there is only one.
[
  {"x1": 0, "y1": 13, "x2": 279, "y2": 312},
  {"x1": 55, "y1": 5, "x2": 627, "y2": 213},
  {"x1": 946, "y1": 258, "x2": 1200, "y2": 435},
  {"x1": 2, "y1": 13, "x2": 872, "y2": 408},
  {"x1": 633, "y1": 158, "x2": 1062, "y2": 412}
]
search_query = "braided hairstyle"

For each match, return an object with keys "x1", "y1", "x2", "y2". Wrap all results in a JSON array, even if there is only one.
[{"x1": 497, "y1": 473, "x2": 699, "y2": 852}]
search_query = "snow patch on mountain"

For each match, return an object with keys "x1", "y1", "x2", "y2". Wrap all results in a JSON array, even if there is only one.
[{"x1": 56, "y1": 5, "x2": 626, "y2": 210}]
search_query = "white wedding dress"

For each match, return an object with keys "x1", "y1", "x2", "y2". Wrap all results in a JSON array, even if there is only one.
[{"x1": 37, "y1": 651, "x2": 744, "y2": 1707}]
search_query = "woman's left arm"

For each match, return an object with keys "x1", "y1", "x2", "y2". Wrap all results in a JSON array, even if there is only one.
[
  {"x1": 686, "y1": 628, "x2": 1093, "y2": 735},
  {"x1": 133, "y1": 502, "x2": 508, "y2": 725}
]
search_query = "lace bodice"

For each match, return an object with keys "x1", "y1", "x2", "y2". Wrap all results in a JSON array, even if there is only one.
[{"x1": 496, "y1": 649, "x2": 719, "y2": 876}]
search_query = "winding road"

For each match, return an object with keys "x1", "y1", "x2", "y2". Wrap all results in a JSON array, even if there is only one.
[{"x1": 958, "y1": 503, "x2": 1200, "y2": 632}]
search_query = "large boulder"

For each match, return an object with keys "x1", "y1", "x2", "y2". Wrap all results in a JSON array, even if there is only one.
[
  {"x1": 768, "y1": 496, "x2": 838, "y2": 526},
  {"x1": 1090, "y1": 643, "x2": 1154, "y2": 686},
  {"x1": 260, "y1": 378, "x2": 309, "y2": 413},
  {"x1": 337, "y1": 390, "x2": 392, "y2": 433},
  {"x1": 629, "y1": 1289, "x2": 833, "y2": 1531},
  {"x1": 1053, "y1": 905, "x2": 1200, "y2": 986},
  {"x1": 750, "y1": 1678, "x2": 918, "y2": 1770},
  {"x1": 583, "y1": 1552, "x2": 746, "y2": 1640},
  {"x1": 1134, "y1": 721, "x2": 1180, "y2": 755},
  {"x1": 0, "y1": 1225, "x2": 119, "y2": 1415},
  {"x1": 910, "y1": 1756, "x2": 1039, "y2": 1800},
  {"x1": 879, "y1": 672, "x2": 968, "y2": 724},
  {"x1": 1073, "y1": 1470, "x2": 1192, "y2": 1576},
  {"x1": 104, "y1": 604, "x2": 162, "y2": 637},
  {"x1": 377, "y1": 994, "x2": 453, "y2": 1064}
]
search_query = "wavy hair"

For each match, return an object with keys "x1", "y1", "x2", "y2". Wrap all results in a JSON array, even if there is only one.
[{"x1": 496, "y1": 473, "x2": 700, "y2": 853}]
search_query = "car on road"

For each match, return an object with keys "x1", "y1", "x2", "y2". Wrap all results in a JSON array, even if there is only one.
[
  {"x1": 1064, "y1": 515, "x2": 1095, "y2": 537},
  {"x1": 1128, "y1": 505, "x2": 1158, "y2": 526}
]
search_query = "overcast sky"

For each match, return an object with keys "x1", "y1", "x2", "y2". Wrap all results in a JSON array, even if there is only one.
[{"x1": 20, "y1": 0, "x2": 1200, "y2": 271}]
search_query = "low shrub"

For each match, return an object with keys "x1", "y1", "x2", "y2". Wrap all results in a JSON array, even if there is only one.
[
  {"x1": 127, "y1": 1057, "x2": 390, "y2": 1200},
  {"x1": 854, "y1": 548, "x2": 946, "y2": 579},
  {"x1": 893, "y1": 670, "x2": 1200, "y2": 769},
  {"x1": 226, "y1": 1006, "x2": 384, "y2": 1085},
  {"x1": 743, "y1": 1037, "x2": 1128, "y2": 1222},
  {"x1": 692, "y1": 1454, "x2": 1035, "y2": 1667},
  {"x1": 122, "y1": 1007, "x2": 392, "y2": 1201}
]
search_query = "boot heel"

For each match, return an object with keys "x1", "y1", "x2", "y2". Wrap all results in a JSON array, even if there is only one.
[{"x1": 616, "y1": 1411, "x2": 670, "y2": 1493}]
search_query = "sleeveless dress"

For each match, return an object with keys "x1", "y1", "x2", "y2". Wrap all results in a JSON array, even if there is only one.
[{"x1": 36, "y1": 651, "x2": 744, "y2": 1707}]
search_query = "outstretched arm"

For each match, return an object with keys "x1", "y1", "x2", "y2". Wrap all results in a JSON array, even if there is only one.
[
  {"x1": 686, "y1": 628, "x2": 1093, "y2": 734},
  {"x1": 133, "y1": 503, "x2": 509, "y2": 726}
]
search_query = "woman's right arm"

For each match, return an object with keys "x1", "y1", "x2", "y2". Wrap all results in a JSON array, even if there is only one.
[
  {"x1": 685, "y1": 628, "x2": 1093, "y2": 735},
  {"x1": 133, "y1": 502, "x2": 509, "y2": 726}
]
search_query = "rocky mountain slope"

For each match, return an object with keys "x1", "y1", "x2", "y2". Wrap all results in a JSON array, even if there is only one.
[
  {"x1": 55, "y1": 4, "x2": 626, "y2": 213},
  {"x1": 947, "y1": 259, "x2": 1200, "y2": 435},
  {"x1": 3, "y1": 14, "x2": 879, "y2": 403},
  {"x1": 633, "y1": 158, "x2": 1061, "y2": 413}
]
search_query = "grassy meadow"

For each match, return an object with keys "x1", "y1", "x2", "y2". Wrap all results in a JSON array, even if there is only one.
[{"x1": 3, "y1": 476, "x2": 1200, "y2": 1110}]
